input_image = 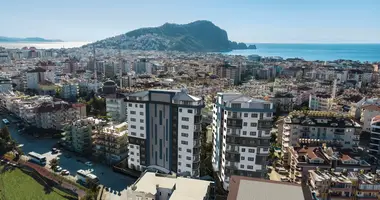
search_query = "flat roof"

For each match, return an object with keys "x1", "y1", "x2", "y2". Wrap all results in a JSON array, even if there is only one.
[{"x1": 228, "y1": 176, "x2": 306, "y2": 200}]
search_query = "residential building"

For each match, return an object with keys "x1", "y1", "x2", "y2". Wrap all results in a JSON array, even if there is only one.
[
  {"x1": 361, "y1": 105, "x2": 380, "y2": 132},
  {"x1": 0, "y1": 77, "x2": 12, "y2": 93},
  {"x1": 370, "y1": 116, "x2": 380, "y2": 158},
  {"x1": 227, "y1": 176, "x2": 309, "y2": 200},
  {"x1": 106, "y1": 93, "x2": 127, "y2": 122},
  {"x1": 309, "y1": 92, "x2": 334, "y2": 111},
  {"x1": 213, "y1": 63, "x2": 242, "y2": 85},
  {"x1": 211, "y1": 92, "x2": 274, "y2": 190},
  {"x1": 287, "y1": 146, "x2": 372, "y2": 183},
  {"x1": 309, "y1": 170, "x2": 380, "y2": 200},
  {"x1": 94, "y1": 122, "x2": 128, "y2": 164},
  {"x1": 102, "y1": 79, "x2": 117, "y2": 94},
  {"x1": 64, "y1": 117, "x2": 105, "y2": 155},
  {"x1": 125, "y1": 172, "x2": 214, "y2": 200},
  {"x1": 26, "y1": 67, "x2": 46, "y2": 90},
  {"x1": 133, "y1": 58, "x2": 150, "y2": 74},
  {"x1": 60, "y1": 83, "x2": 78, "y2": 102},
  {"x1": 125, "y1": 89, "x2": 204, "y2": 176}
]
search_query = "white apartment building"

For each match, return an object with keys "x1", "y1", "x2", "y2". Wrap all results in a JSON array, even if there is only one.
[
  {"x1": 309, "y1": 93, "x2": 334, "y2": 111},
  {"x1": 369, "y1": 115, "x2": 380, "y2": 158},
  {"x1": 281, "y1": 111, "x2": 361, "y2": 166},
  {"x1": 211, "y1": 92, "x2": 274, "y2": 190},
  {"x1": 125, "y1": 89, "x2": 204, "y2": 177},
  {"x1": 94, "y1": 122, "x2": 128, "y2": 164},
  {"x1": 106, "y1": 93, "x2": 127, "y2": 122},
  {"x1": 361, "y1": 104, "x2": 380, "y2": 132},
  {"x1": 26, "y1": 67, "x2": 46, "y2": 90},
  {"x1": 125, "y1": 172, "x2": 213, "y2": 200},
  {"x1": 64, "y1": 117, "x2": 105, "y2": 155}
]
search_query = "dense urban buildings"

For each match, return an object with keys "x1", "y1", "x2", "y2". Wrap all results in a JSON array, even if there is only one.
[{"x1": 211, "y1": 92, "x2": 274, "y2": 190}]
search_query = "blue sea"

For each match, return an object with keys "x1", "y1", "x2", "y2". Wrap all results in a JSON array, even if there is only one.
[{"x1": 224, "y1": 43, "x2": 380, "y2": 62}]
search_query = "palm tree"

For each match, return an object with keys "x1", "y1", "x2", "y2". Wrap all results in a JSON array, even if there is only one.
[{"x1": 49, "y1": 158, "x2": 59, "y2": 169}]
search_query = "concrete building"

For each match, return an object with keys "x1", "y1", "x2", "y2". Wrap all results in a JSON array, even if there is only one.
[
  {"x1": 60, "y1": 83, "x2": 78, "y2": 102},
  {"x1": 102, "y1": 80, "x2": 117, "y2": 94},
  {"x1": 64, "y1": 117, "x2": 104, "y2": 155},
  {"x1": 309, "y1": 92, "x2": 334, "y2": 111},
  {"x1": 309, "y1": 170, "x2": 380, "y2": 200},
  {"x1": 125, "y1": 172, "x2": 213, "y2": 200},
  {"x1": 361, "y1": 105, "x2": 380, "y2": 132},
  {"x1": 105, "y1": 93, "x2": 127, "y2": 122},
  {"x1": 0, "y1": 77, "x2": 13, "y2": 93},
  {"x1": 211, "y1": 92, "x2": 274, "y2": 190},
  {"x1": 369, "y1": 115, "x2": 380, "y2": 159},
  {"x1": 281, "y1": 111, "x2": 361, "y2": 167},
  {"x1": 26, "y1": 67, "x2": 46, "y2": 90},
  {"x1": 227, "y1": 176, "x2": 308, "y2": 200},
  {"x1": 125, "y1": 89, "x2": 204, "y2": 176},
  {"x1": 213, "y1": 63, "x2": 242, "y2": 85},
  {"x1": 133, "y1": 58, "x2": 150, "y2": 74},
  {"x1": 94, "y1": 122, "x2": 129, "y2": 164}
]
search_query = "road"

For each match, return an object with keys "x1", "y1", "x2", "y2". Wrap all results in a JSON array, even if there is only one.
[{"x1": 1, "y1": 115, "x2": 136, "y2": 193}]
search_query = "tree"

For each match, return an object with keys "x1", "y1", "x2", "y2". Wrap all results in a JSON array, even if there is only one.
[
  {"x1": 0, "y1": 126, "x2": 11, "y2": 141},
  {"x1": 49, "y1": 158, "x2": 59, "y2": 169},
  {"x1": 270, "y1": 133, "x2": 277, "y2": 144}
]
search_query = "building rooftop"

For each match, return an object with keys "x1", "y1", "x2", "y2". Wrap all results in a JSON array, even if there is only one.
[
  {"x1": 286, "y1": 111, "x2": 360, "y2": 128},
  {"x1": 132, "y1": 172, "x2": 211, "y2": 200},
  {"x1": 227, "y1": 176, "x2": 308, "y2": 200}
]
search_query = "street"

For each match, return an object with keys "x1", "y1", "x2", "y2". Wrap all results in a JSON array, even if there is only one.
[{"x1": 1, "y1": 115, "x2": 136, "y2": 193}]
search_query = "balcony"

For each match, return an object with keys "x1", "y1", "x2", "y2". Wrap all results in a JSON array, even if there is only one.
[
  {"x1": 193, "y1": 155, "x2": 200, "y2": 163},
  {"x1": 193, "y1": 139, "x2": 201, "y2": 148},
  {"x1": 370, "y1": 134, "x2": 380, "y2": 140},
  {"x1": 194, "y1": 125, "x2": 202, "y2": 132}
]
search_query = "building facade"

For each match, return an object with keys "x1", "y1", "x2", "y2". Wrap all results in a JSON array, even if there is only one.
[
  {"x1": 369, "y1": 116, "x2": 380, "y2": 158},
  {"x1": 211, "y1": 92, "x2": 274, "y2": 190},
  {"x1": 125, "y1": 89, "x2": 204, "y2": 176}
]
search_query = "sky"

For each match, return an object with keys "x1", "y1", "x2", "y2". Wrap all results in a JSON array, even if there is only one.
[{"x1": 1, "y1": 0, "x2": 379, "y2": 43}]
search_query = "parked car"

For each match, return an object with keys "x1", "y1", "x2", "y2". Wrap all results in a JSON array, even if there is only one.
[
  {"x1": 54, "y1": 166, "x2": 63, "y2": 172},
  {"x1": 85, "y1": 161, "x2": 93, "y2": 167},
  {"x1": 61, "y1": 170, "x2": 70, "y2": 176}
]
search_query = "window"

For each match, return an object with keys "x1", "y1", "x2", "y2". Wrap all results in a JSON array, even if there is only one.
[
  {"x1": 188, "y1": 109, "x2": 193, "y2": 114},
  {"x1": 264, "y1": 104, "x2": 270, "y2": 109},
  {"x1": 242, "y1": 131, "x2": 247, "y2": 135},
  {"x1": 241, "y1": 148, "x2": 246, "y2": 152},
  {"x1": 231, "y1": 103, "x2": 241, "y2": 108},
  {"x1": 128, "y1": 103, "x2": 132, "y2": 107},
  {"x1": 140, "y1": 126, "x2": 144, "y2": 130},
  {"x1": 250, "y1": 131, "x2": 256, "y2": 136},
  {"x1": 130, "y1": 145, "x2": 134, "y2": 149},
  {"x1": 139, "y1": 112, "x2": 144, "y2": 116},
  {"x1": 181, "y1": 133, "x2": 189, "y2": 137},
  {"x1": 179, "y1": 147, "x2": 182, "y2": 151},
  {"x1": 241, "y1": 156, "x2": 245, "y2": 160},
  {"x1": 251, "y1": 113, "x2": 258, "y2": 118},
  {"x1": 248, "y1": 157, "x2": 254, "y2": 161},
  {"x1": 131, "y1": 132, "x2": 136, "y2": 136},
  {"x1": 251, "y1": 123, "x2": 257, "y2": 127},
  {"x1": 130, "y1": 111, "x2": 136, "y2": 115},
  {"x1": 135, "y1": 104, "x2": 138, "y2": 107},
  {"x1": 140, "y1": 119, "x2": 144, "y2": 123},
  {"x1": 130, "y1": 152, "x2": 134, "y2": 155},
  {"x1": 247, "y1": 165, "x2": 254, "y2": 169},
  {"x1": 186, "y1": 164, "x2": 191, "y2": 167},
  {"x1": 243, "y1": 122, "x2": 247, "y2": 126},
  {"x1": 131, "y1": 158, "x2": 134, "y2": 161},
  {"x1": 244, "y1": 113, "x2": 248, "y2": 117},
  {"x1": 187, "y1": 149, "x2": 191, "y2": 153},
  {"x1": 178, "y1": 162, "x2": 181, "y2": 166},
  {"x1": 181, "y1": 125, "x2": 189, "y2": 129},
  {"x1": 181, "y1": 141, "x2": 188, "y2": 145},
  {"x1": 179, "y1": 155, "x2": 182, "y2": 158},
  {"x1": 131, "y1": 125, "x2": 136, "y2": 129},
  {"x1": 266, "y1": 113, "x2": 272, "y2": 117},
  {"x1": 140, "y1": 134, "x2": 144, "y2": 137},
  {"x1": 263, "y1": 148, "x2": 269, "y2": 151},
  {"x1": 248, "y1": 149, "x2": 255, "y2": 153},
  {"x1": 130, "y1": 118, "x2": 136, "y2": 122},
  {"x1": 240, "y1": 164, "x2": 244, "y2": 168},
  {"x1": 182, "y1": 117, "x2": 189, "y2": 121},
  {"x1": 139, "y1": 104, "x2": 144, "y2": 108},
  {"x1": 179, "y1": 108, "x2": 182, "y2": 112}
]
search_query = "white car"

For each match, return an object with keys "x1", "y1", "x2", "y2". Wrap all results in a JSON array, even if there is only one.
[
  {"x1": 85, "y1": 161, "x2": 93, "y2": 167},
  {"x1": 61, "y1": 169, "x2": 70, "y2": 176},
  {"x1": 54, "y1": 166, "x2": 63, "y2": 172}
]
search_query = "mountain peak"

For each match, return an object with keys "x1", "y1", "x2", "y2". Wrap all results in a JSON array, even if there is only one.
[{"x1": 84, "y1": 20, "x2": 254, "y2": 52}]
